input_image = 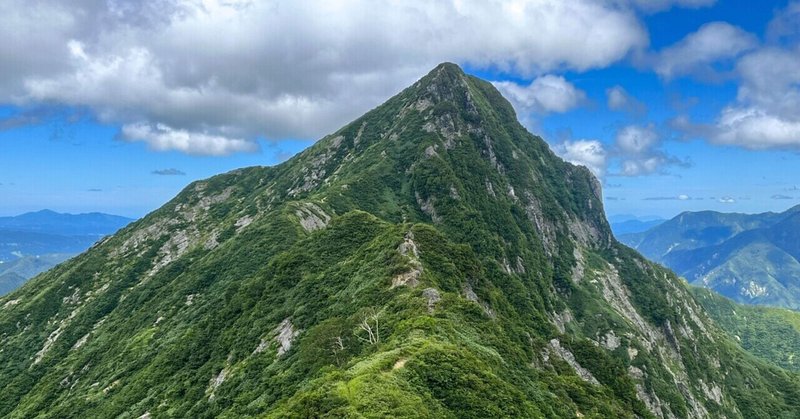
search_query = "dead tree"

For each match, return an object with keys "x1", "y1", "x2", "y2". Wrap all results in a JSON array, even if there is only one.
[
  {"x1": 332, "y1": 336, "x2": 346, "y2": 365},
  {"x1": 355, "y1": 310, "x2": 380, "y2": 345}
]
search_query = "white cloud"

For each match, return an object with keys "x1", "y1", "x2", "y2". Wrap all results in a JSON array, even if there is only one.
[
  {"x1": 121, "y1": 123, "x2": 258, "y2": 156},
  {"x1": 616, "y1": 124, "x2": 659, "y2": 154},
  {"x1": 0, "y1": 0, "x2": 649, "y2": 154},
  {"x1": 612, "y1": 124, "x2": 688, "y2": 176},
  {"x1": 736, "y1": 47, "x2": 800, "y2": 119},
  {"x1": 712, "y1": 107, "x2": 800, "y2": 149},
  {"x1": 554, "y1": 140, "x2": 607, "y2": 178},
  {"x1": 606, "y1": 85, "x2": 646, "y2": 114},
  {"x1": 767, "y1": 1, "x2": 800, "y2": 43},
  {"x1": 653, "y1": 22, "x2": 757, "y2": 79},
  {"x1": 692, "y1": 4, "x2": 800, "y2": 149},
  {"x1": 619, "y1": 156, "x2": 668, "y2": 176},
  {"x1": 718, "y1": 196, "x2": 736, "y2": 203},
  {"x1": 494, "y1": 75, "x2": 586, "y2": 114}
]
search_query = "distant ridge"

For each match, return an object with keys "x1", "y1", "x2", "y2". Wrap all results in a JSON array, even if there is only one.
[
  {"x1": 0, "y1": 210, "x2": 133, "y2": 295},
  {"x1": 619, "y1": 205, "x2": 800, "y2": 309}
]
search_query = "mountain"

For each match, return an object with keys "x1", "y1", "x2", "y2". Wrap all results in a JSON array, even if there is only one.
[
  {"x1": 609, "y1": 216, "x2": 665, "y2": 236},
  {"x1": 0, "y1": 254, "x2": 74, "y2": 295},
  {"x1": 0, "y1": 209, "x2": 133, "y2": 236},
  {"x1": 618, "y1": 210, "x2": 788, "y2": 260},
  {"x1": 620, "y1": 206, "x2": 800, "y2": 308},
  {"x1": 1, "y1": 63, "x2": 799, "y2": 418},
  {"x1": 691, "y1": 287, "x2": 800, "y2": 372},
  {"x1": 0, "y1": 210, "x2": 133, "y2": 295}
]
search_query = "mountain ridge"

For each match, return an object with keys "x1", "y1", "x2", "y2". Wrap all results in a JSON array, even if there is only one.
[
  {"x1": 620, "y1": 205, "x2": 800, "y2": 308},
  {"x1": 1, "y1": 63, "x2": 799, "y2": 418}
]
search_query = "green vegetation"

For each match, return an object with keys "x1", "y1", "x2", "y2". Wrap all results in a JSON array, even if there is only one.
[
  {"x1": 692, "y1": 286, "x2": 800, "y2": 372},
  {"x1": 619, "y1": 206, "x2": 800, "y2": 309},
  {"x1": 1, "y1": 63, "x2": 800, "y2": 418}
]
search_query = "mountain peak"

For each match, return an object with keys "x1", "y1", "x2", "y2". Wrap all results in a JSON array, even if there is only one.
[
  {"x1": 409, "y1": 62, "x2": 472, "y2": 106},
  {"x1": 424, "y1": 62, "x2": 467, "y2": 86},
  {"x1": 5, "y1": 61, "x2": 798, "y2": 419}
]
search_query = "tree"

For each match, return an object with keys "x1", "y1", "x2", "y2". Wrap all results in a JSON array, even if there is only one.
[{"x1": 355, "y1": 309, "x2": 380, "y2": 345}]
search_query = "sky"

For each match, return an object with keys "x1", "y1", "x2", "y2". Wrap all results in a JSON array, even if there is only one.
[{"x1": 1, "y1": 0, "x2": 799, "y2": 219}]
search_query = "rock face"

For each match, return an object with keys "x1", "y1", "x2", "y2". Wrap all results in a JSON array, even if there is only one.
[{"x1": 1, "y1": 63, "x2": 799, "y2": 418}]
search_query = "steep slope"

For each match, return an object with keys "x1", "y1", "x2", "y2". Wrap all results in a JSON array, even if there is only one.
[
  {"x1": 1, "y1": 63, "x2": 799, "y2": 418},
  {"x1": 691, "y1": 287, "x2": 800, "y2": 372}
]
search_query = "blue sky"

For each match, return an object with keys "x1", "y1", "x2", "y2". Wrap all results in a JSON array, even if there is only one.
[{"x1": 1, "y1": 0, "x2": 799, "y2": 219}]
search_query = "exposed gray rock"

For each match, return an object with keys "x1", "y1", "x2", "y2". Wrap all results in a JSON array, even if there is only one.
[
  {"x1": 235, "y1": 215, "x2": 254, "y2": 232},
  {"x1": 547, "y1": 339, "x2": 599, "y2": 385},
  {"x1": 415, "y1": 192, "x2": 442, "y2": 223},
  {"x1": 295, "y1": 203, "x2": 331, "y2": 232},
  {"x1": 600, "y1": 330, "x2": 621, "y2": 351},
  {"x1": 424, "y1": 145, "x2": 439, "y2": 158},
  {"x1": 485, "y1": 179, "x2": 496, "y2": 198},
  {"x1": 700, "y1": 380, "x2": 723, "y2": 405},
  {"x1": 422, "y1": 288, "x2": 441, "y2": 313},
  {"x1": 275, "y1": 318, "x2": 299, "y2": 357},
  {"x1": 550, "y1": 309, "x2": 573, "y2": 334},
  {"x1": 463, "y1": 283, "x2": 495, "y2": 318},
  {"x1": 392, "y1": 232, "x2": 423, "y2": 288}
]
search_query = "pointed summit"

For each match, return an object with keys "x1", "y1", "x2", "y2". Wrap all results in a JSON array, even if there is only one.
[
  {"x1": 3, "y1": 62, "x2": 800, "y2": 419},
  {"x1": 416, "y1": 62, "x2": 469, "y2": 93}
]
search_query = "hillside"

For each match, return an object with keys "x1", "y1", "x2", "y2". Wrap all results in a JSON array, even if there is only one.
[
  {"x1": 692, "y1": 287, "x2": 800, "y2": 372},
  {"x1": 1, "y1": 63, "x2": 799, "y2": 418},
  {"x1": 620, "y1": 207, "x2": 800, "y2": 308}
]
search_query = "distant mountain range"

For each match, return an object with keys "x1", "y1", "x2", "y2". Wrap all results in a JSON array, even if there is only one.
[
  {"x1": 0, "y1": 210, "x2": 133, "y2": 295},
  {"x1": 619, "y1": 205, "x2": 800, "y2": 308},
  {"x1": 608, "y1": 214, "x2": 665, "y2": 236}
]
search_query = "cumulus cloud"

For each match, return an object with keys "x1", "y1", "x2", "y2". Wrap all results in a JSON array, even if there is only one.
[
  {"x1": 620, "y1": 157, "x2": 666, "y2": 176},
  {"x1": 122, "y1": 123, "x2": 258, "y2": 156},
  {"x1": 616, "y1": 124, "x2": 659, "y2": 154},
  {"x1": 677, "y1": 46, "x2": 800, "y2": 149},
  {"x1": 494, "y1": 75, "x2": 586, "y2": 114},
  {"x1": 712, "y1": 106, "x2": 800, "y2": 149},
  {"x1": 694, "y1": 4, "x2": 800, "y2": 150},
  {"x1": 718, "y1": 196, "x2": 736, "y2": 203},
  {"x1": 554, "y1": 139, "x2": 607, "y2": 178},
  {"x1": 606, "y1": 85, "x2": 647, "y2": 114},
  {"x1": 151, "y1": 168, "x2": 186, "y2": 176},
  {"x1": 653, "y1": 22, "x2": 757, "y2": 79},
  {"x1": 0, "y1": 0, "x2": 649, "y2": 155},
  {"x1": 612, "y1": 124, "x2": 688, "y2": 176}
]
